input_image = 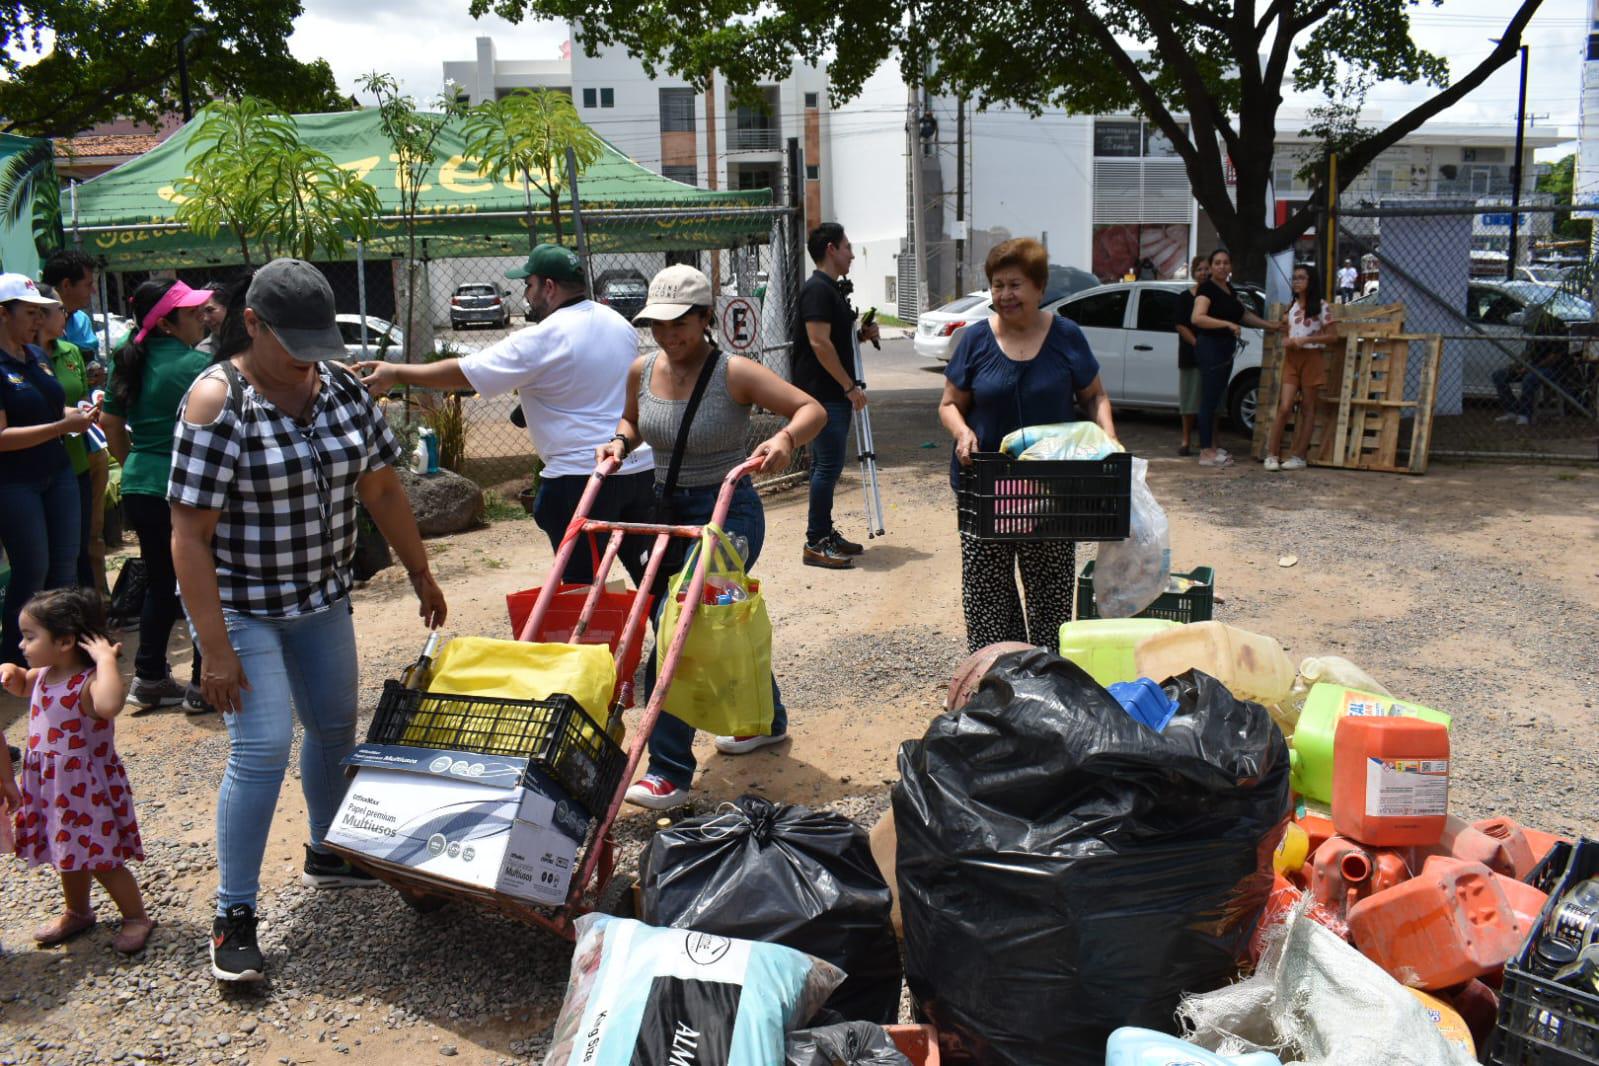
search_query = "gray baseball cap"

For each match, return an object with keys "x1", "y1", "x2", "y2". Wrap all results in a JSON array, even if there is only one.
[{"x1": 246, "y1": 258, "x2": 345, "y2": 361}]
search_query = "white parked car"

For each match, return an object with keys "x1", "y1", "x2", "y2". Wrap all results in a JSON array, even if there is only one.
[
  {"x1": 913, "y1": 292, "x2": 990, "y2": 361},
  {"x1": 914, "y1": 266, "x2": 1100, "y2": 362},
  {"x1": 335, "y1": 314, "x2": 480, "y2": 361},
  {"x1": 1055, "y1": 281, "x2": 1268, "y2": 432}
]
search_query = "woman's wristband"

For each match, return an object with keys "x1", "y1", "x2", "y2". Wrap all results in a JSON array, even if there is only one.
[{"x1": 609, "y1": 433, "x2": 632, "y2": 457}]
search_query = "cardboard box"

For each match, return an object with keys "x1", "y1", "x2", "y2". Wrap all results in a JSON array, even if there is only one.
[{"x1": 326, "y1": 743, "x2": 591, "y2": 905}]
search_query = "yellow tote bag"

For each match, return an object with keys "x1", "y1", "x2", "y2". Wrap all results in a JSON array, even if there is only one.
[{"x1": 655, "y1": 524, "x2": 774, "y2": 737}]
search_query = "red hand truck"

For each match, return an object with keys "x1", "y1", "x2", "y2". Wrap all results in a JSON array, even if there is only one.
[{"x1": 327, "y1": 455, "x2": 766, "y2": 940}]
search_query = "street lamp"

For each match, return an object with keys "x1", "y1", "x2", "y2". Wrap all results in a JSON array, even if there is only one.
[{"x1": 177, "y1": 28, "x2": 206, "y2": 122}]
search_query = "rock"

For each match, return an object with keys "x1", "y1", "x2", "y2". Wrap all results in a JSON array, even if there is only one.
[{"x1": 397, "y1": 467, "x2": 482, "y2": 537}]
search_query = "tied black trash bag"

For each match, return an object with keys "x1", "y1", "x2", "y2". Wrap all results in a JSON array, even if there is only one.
[
  {"x1": 640, "y1": 795, "x2": 903, "y2": 1024},
  {"x1": 894, "y1": 649, "x2": 1290, "y2": 1066},
  {"x1": 786, "y1": 1022, "x2": 913, "y2": 1066}
]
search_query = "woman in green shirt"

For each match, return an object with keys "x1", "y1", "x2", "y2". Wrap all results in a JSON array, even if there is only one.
[
  {"x1": 37, "y1": 285, "x2": 97, "y2": 590},
  {"x1": 102, "y1": 278, "x2": 214, "y2": 712}
]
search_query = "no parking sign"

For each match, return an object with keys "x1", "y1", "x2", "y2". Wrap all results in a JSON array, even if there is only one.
[{"x1": 717, "y1": 295, "x2": 761, "y2": 355}]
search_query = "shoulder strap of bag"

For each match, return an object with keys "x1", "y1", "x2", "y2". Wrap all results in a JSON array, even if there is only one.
[
  {"x1": 215, "y1": 360, "x2": 247, "y2": 416},
  {"x1": 659, "y1": 346, "x2": 721, "y2": 499}
]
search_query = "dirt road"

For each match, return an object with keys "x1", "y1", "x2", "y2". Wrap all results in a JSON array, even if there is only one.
[{"x1": 1, "y1": 353, "x2": 1595, "y2": 1065}]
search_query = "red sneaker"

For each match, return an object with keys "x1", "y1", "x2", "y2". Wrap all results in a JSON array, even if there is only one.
[{"x1": 624, "y1": 773, "x2": 692, "y2": 811}]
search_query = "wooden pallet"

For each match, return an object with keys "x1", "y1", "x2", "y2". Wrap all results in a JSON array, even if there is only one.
[
  {"x1": 1313, "y1": 332, "x2": 1443, "y2": 474},
  {"x1": 1251, "y1": 303, "x2": 1407, "y2": 462}
]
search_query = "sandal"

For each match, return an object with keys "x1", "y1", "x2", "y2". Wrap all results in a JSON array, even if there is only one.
[
  {"x1": 34, "y1": 909, "x2": 96, "y2": 946},
  {"x1": 113, "y1": 916, "x2": 157, "y2": 955},
  {"x1": 1197, "y1": 453, "x2": 1234, "y2": 468}
]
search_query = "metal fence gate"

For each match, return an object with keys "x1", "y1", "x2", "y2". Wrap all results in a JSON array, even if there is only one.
[{"x1": 1326, "y1": 201, "x2": 1598, "y2": 462}]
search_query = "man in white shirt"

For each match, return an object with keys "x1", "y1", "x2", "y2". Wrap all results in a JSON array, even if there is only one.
[
  {"x1": 357, "y1": 244, "x2": 655, "y2": 584},
  {"x1": 1336, "y1": 260, "x2": 1358, "y2": 303}
]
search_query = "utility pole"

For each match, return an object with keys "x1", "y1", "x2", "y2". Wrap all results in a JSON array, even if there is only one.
[
  {"x1": 955, "y1": 97, "x2": 966, "y2": 296},
  {"x1": 176, "y1": 29, "x2": 204, "y2": 122},
  {"x1": 1507, "y1": 43, "x2": 1529, "y2": 281},
  {"x1": 907, "y1": 82, "x2": 928, "y2": 320},
  {"x1": 706, "y1": 70, "x2": 721, "y2": 300}
]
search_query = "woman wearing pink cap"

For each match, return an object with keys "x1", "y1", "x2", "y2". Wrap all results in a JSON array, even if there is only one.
[
  {"x1": 0, "y1": 273, "x2": 99, "y2": 666},
  {"x1": 102, "y1": 279, "x2": 215, "y2": 712}
]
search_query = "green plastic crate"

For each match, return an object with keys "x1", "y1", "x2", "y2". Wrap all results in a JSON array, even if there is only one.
[{"x1": 1076, "y1": 562, "x2": 1215, "y2": 623}]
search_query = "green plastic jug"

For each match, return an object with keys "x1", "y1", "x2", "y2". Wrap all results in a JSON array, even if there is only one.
[
  {"x1": 1290, "y1": 683, "x2": 1452, "y2": 804},
  {"x1": 1058, "y1": 617, "x2": 1178, "y2": 687}
]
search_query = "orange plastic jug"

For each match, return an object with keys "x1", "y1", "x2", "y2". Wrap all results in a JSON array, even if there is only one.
[
  {"x1": 1495, "y1": 871, "x2": 1550, "y2": 929},
  {"x1": 1332, "y1": 715, "x2": 1449, "y2": 847},
  {"x1": 1310, "y1": 835, "x2": 1410, "y2": 921},
  {"x1": 1471, "y1": 817, "x2": 1537, "y2": 879},
  {"x1": 1348, "y1": 855, "x2": 1531, "y2": 990},
  {"x1": 1423, "y1": 815, "x2": 1538, "y2": 878}
]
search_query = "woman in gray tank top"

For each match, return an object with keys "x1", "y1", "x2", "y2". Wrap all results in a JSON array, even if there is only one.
[{"x1": 596, "y1": 265, "x2": 824, "y2": 811}]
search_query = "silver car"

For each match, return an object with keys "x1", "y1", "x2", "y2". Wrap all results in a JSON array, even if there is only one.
[{"x1": 1055, "y1": 281, "x2": 1268, "y2": 431}]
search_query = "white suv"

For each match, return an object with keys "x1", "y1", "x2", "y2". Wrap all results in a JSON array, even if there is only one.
[{"x1": 1055, "y1": 281, "x2": 1268, "y2": 432}]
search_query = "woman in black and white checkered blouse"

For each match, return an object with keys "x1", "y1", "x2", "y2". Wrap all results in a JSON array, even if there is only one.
[{"x1": 167, "y1": 259, "x2": 447, "y2": 984}]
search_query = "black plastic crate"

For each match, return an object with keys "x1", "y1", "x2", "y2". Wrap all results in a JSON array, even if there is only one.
[
  {"x1": 1490, "y1": 838, "x2": 1599, "y2": 1065},
  {"x1": 956, "y1": 451, "x2": 1131, "y2": 542},
  {"x1": 367, "y1": 680, "x2": 625, "y2": 821},
  {"x1": 1076, "y1": 561, "x2": 1216, "y2": 623}
]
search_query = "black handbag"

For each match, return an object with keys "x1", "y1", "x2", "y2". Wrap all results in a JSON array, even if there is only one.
[{"x1": 107, "y1": 558, "x2": 148, "y2": 621}]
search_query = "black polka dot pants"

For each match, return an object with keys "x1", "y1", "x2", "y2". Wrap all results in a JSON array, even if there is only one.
[{"x1": 958, "y1": 535, "x2": 1077, "y2": 653}]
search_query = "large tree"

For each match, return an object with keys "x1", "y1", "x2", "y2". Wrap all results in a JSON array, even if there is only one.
[
  {"x1": 0, "y1": 0, "x2": 348, "y2": 139},
  {"x1": 469, "y1": 0, "x2": 1543, "y2": 275}
]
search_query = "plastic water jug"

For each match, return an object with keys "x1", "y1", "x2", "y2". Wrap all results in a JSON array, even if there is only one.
[
  {"x1": 1348, "y1": 855, "x2": 1530, "y2": 990},
  {"x1": 1310, "y1": 834, "x2": 1411, "y2": 921},
  {"x1": 1105, "y1": 1028, "x2": 1283, "y2": 1066},
  {"x1": 1106, "y1": 678, "x2": 1179, "y2": 732},
  {"x1": 1289, "y1": 684, "x2": 1452, "y2": 804},
  {"x1": 1332, "y1": 715, "x2": 1450, "y2": 847},
  {"x1": 1132, "y1": 621, "x2": 1295, "y2": 707},
  {"x1": 1058, "y1": 617, "x2": 1177, "y2": 687}
]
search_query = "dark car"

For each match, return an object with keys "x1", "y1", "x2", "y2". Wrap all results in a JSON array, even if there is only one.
[
  {"x1": 450, "y1": 283, "x2": 511, "y2": 329},
  {"x1": 596, "y1": 275, "x2": 650, "y2": 322}
]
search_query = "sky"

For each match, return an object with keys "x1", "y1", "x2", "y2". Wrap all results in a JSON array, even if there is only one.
[{"x1": 290, "y1": 0, "x2": 1590, "y2": 157}]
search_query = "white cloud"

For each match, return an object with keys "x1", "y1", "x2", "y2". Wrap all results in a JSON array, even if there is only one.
[{"x1": 289, "y1": 0, "x2": 568, "y2": 102}]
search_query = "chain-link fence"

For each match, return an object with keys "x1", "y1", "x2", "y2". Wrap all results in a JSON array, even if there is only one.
[
  {"x1": 109, "y1": 203, "x2": 807, "y2": 496},
  {"x1": 1324, "y1": 201, "x2": 1598, "y2": 462}
]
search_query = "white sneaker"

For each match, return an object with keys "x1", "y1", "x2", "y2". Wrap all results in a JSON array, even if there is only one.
[
  {"x1": 1281, "y1": 456, "x2": 1308, "y2": 471},
  {"x1": 714, "y1": 731, "x2": 788, "y2": 755},
  {"x1": 1494, "y1": 412, "x2": 1518, "y2": 423},
  {"x1": 1263, "y1": 455, "x2": 1281, "y2": 472},
  {"x1": 624, "y1": 774, "x2": 692, "y2": 811},
  {"x1": 1516, "y1": 415, "x2": 1531, "y2": 426}
]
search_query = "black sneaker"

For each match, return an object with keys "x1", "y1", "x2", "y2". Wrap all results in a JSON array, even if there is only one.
[
  {"x1": 301, "y1": 845, "x2": 379, "y2": 889},
  {"x1": 210, "y1": 904, "x2": 264, "y2": 982},
  {"x1": 827, "y1": 529, "x2": 864, "y2": 556},
  {"x1": 183, "y1": 684, "x2": 215, "y2": 716}
]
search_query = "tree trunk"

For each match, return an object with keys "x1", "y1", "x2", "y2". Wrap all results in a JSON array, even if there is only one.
[{"x1": 549, "y1": 190, "x2": 564, "y2": 243}]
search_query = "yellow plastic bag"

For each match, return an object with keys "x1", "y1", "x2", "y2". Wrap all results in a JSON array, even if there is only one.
[
  {"x1": 655, "y1": 524, "x2": 774, "y2": 737},
  {"x1": 401, "y1": 637, "x2": 617, "y2": 752}
]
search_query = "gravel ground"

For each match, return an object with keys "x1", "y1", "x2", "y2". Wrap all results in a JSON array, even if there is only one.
[{"x1": 1, "y1": 406, "x2": 1594, "y2": 1064}]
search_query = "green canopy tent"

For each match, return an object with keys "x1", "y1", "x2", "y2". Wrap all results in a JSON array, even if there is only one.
[{"x1": 69, "y1": 109, "x2": 775, "y2": 272}]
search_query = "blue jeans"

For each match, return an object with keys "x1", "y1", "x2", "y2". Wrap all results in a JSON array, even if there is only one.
[
  {"x1": 1494, "y1": 365, "x2": 1553, "y2": 420},
  {"x1": 1194, "y1": 334, "x2": 1236, "y2": 449},
  {"x1": 532, "y1": 469, "x2": 656, "y2": 587},
  {"x1": 644, "y1": 477, "x2": 786, "y2": 789},
  {"x1": 806, "y1": 401, "x2": 854, "y2": 544},
  {"x1": 0, "y1": 464, "x2": 81, "y2": 666},
  {"x1": 211, "y1": 599, "x2": 358, "y2": 913}
]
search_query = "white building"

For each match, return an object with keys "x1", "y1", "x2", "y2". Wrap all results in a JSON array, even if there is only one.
[{"x1": 444, "y1": 34, "x2": 832, "y2": 223}]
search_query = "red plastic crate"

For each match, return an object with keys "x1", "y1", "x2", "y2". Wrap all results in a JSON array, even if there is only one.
[{"x1": 505, "y1": 584, "x2": 651, "y2": 706}]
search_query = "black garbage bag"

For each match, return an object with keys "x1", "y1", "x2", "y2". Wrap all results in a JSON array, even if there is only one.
[
  {"x1": 894, "y1": 648, "x2": 1290, "y2": 1066},
  {"x1": 640, "y1": 795, "x2": 903, "y2": 1023},
  {"x1": 786, "y1": 1022, "x2": 913, "y2": 1066},
  {"x1": 351, "y1": 504, "x2": 393, "y2": 581}
]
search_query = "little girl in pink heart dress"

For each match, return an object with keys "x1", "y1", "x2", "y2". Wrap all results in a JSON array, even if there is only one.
[{"x1": 4, "y1": 587, "x2": 152, "y2": 954}]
